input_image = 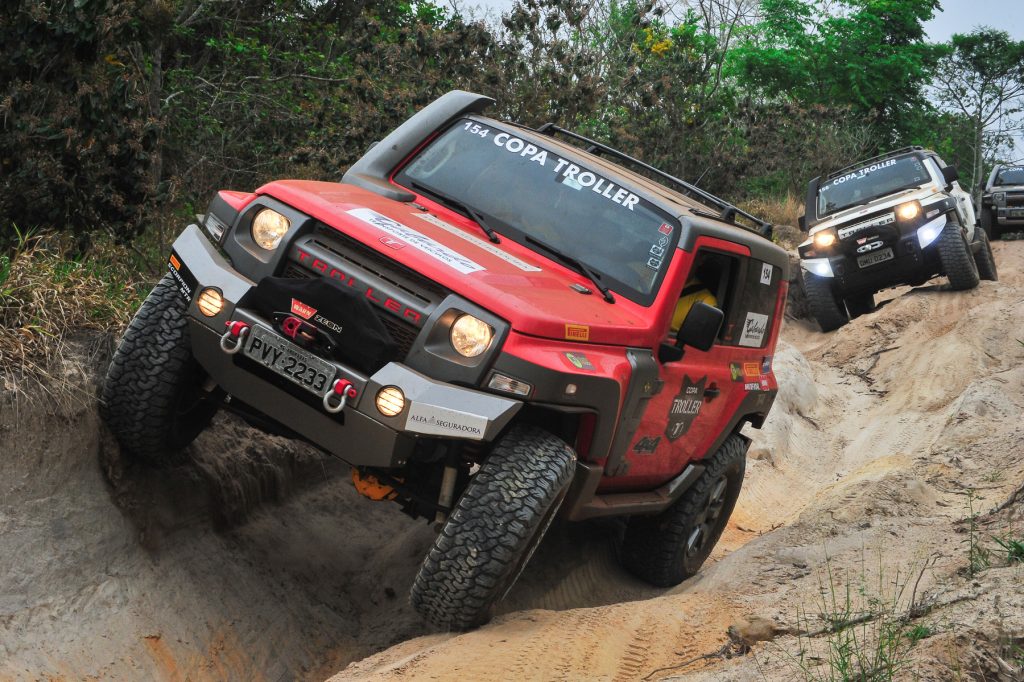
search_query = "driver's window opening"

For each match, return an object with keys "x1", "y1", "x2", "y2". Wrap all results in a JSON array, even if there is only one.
[{"x1": 671, "y1": 250, "x2": 735, "y2": 338}]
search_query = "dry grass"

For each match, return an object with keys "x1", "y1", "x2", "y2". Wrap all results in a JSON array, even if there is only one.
[
  {"x1": 1, "y1": 228, "x2": 151, "y2": 407},
  {"x1": 741, "y1": 193, "x2": 805, "y2": 230}
]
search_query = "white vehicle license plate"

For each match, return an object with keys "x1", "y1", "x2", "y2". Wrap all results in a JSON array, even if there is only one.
[
  {"x1": 243, "y1": 325, "x2": 334, "y2": 395},
  {"x1": 857, "y1": 247, "x2": 894, "y2": 268}
]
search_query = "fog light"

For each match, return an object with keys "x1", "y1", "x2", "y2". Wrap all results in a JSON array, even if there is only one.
[
  {"x1": 917, "y1": 216, "x2": 946, "y2": 248},
  {"x1": 488, "y1": 373, "x2": 532, "y2": 397},
  {"x1": 375, "y1": 386, "x2": 405, "y2": 417},
  {"x1": 565, "y1": 383, "x2": 578, "y2": 395},
  {"x1": 197, "y1": 287, "x2": 224, "y2": 317},
  {"x1": 801, "y1": 257, "x2": 834, "y2": 278}
]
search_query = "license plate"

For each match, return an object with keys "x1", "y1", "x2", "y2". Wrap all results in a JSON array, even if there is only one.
[
  {"x1": 1010, "y1": 209, "x2": 1024, "y2": 218},
  {"x1": 243, "y1": 325, "x2": 334, "y2": 395},
  {"x1": 857, "y1": 247, "x2": 894, "y2": 268}
]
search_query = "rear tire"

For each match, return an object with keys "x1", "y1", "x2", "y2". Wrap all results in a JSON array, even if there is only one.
[
  {"x1": 410, "y1": 425, "x2": 576, "y2": 629},
  {"x1": 845, "y1": 292, "x2": 875, "y2": 319},
  {"x1": 620, "y1": 435, "x2": 747, "y2": 587},
  {"x1": 973, "y1": 226, "x2": 998, "y2": 281},
  {"x1": 980, "y1": 209, "x2": 999, "y2": 240},
  {"x1": 100, "y1": 274, "x2": 218, "y2": 466},
  {"x1": 938, "y1": 223, "x2": 980, "y2": 291},
  {"x1": 803, "y1": 271, "x2": 849, "y2": 332}
]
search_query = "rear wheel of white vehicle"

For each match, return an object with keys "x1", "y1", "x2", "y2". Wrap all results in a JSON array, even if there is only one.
[
  {"x1": 845, "y1": 293, "x2": 875, "y2": 319},
  {"x1": 973, "y1": 226, "x2": 998, "y2": 281},
  {"x1": 938, "y1": 223, "x2": 980, "y2": 290},
  {"x1": 410, "y1": 425, "x2": 576, "y2": 630},
  {"x1": 100, "y1": 274, "x2": 218, "y2": 466},
  {"x1": 803, "y1": 271, "x2": 849, "y2": 332},
  {"x1": 620, "y1": 435, "x2": 747, "y2": 587}
]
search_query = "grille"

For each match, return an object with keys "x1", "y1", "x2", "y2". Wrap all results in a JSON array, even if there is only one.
[
  {"x1": 1006, "y1": 194, "x2": 1024, "y2": 207},
  {"x1": 282, "y1": 264, "x2": 422, "y2": 359}
]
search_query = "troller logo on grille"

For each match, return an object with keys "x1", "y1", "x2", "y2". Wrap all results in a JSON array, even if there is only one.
[{"x1": 290, "y1": 298, "x2": 317, "y2": 320}]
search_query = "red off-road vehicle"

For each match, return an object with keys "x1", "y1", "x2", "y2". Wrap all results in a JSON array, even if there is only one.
[{"x1": 102, "y1": 91, "x2": 789, "y2": 629}]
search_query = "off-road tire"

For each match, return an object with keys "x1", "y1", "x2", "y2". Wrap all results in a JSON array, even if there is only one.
[
  {"x1": 980, "y1": 209, "x2": 997, "y2": 240},
  {"x1": 973, "y1": 226, "x2": 998, "y2": 281},
  {"x1": 803, "y1": 271, "x2": 849, "y2": 332},
  {"x1": 845, "y1": 293, "x2": 875, "y2": 319},
  {"x1": 620, "y1": 434, "x2": 747, "y2": 587},
  {"x1": 938, "y1": 223, "x2": 980, "y2": 291},
  {"x1": 100, "y1": 274, "x2": 217, "y2": 466},
  {"x1": 410, "y1": 425, "x2": 576, "y2": 629}
]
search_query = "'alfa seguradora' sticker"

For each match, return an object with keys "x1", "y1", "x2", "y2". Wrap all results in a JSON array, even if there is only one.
[{"x1": 405, "y1": 403, "x2": 488, "y2": 439}]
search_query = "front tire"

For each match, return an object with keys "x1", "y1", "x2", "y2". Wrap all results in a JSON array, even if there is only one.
[
  {"x1": 620, "y1": 435, "x2": 747, "y2": 587},
  {"x1": 938, "y1": 223, "x2": 980, "y2": 290},
  {"x1": 845, "y1": 292, "x2": 875, "y2": 319},
  {"x1": 973, "y1": 227, "x2": 998, "y2": 281},
  {"x1": 100, "y1": 274, "x2": 218, "y2": 466},
  {"x1": 803, "y1": 271, "x2": 849, "y2": 332},
  {"x1": 410, "y1": 425, "x2": 576, "y2": 629}
]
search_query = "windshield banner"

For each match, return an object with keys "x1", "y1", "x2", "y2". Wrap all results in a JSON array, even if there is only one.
[{"x1": 829, "y1": 158, "x2": 898, "y2": 187}]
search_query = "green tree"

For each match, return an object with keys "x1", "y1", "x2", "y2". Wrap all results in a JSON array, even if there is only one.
[
  {"x1": 730, "y1": 0, "x2": 942, "y2": 142},
  {"x1": 930, "y1": 28, "x2": 1024, "y2": 200}
]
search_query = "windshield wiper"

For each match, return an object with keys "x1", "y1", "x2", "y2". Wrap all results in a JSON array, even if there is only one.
[
  {"x1": 524, "y1": 235, "x2": 615, "y2": 304},
  {"x1": 410, "y1": 181, "x2": 500, "y2": 243}
]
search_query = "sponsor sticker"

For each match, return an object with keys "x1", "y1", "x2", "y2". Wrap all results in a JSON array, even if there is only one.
[
  {"x1": 729, "y1": 363, "x2": 743, "y2": 381},
  {"x1": 167, "y1": 249, "x2": 197, "y2": 302},
  {"x1": 405, "y1": 403, "x2": 488, "y2": 439},
  {"x1": 743, "y1": 361, "x2": 761, "y2": 378},
  {"x1": 347, "y1": 208, "x2": 484, "y2": 275},
  {"x1": 838, "y1": 214, "x2": 895, "y2": 240},
  {"x1": 412, "y1": 213, "x2": 541, "y2": 272},
  {"x1": 665, "y1": 375, "x2": 706, "y2": 441},
  {"x1": 563, "y1": 352, "x2": 594, "y2": 371},
  {"x1": 290, "y1": 298, "x2": 317, "y2": 320},
  {"x1": 633, "y1": 436, "x2": 661, "y2": 454},
  {"x1": 738, "y1": 312, "x2": 769, "y2": 348},
  {"x1": 565, "y1": 324, "x2": 590, "y2": 341},
  {"x1": 744, "y1": 382, "x2": 762, "y2": 392},
  {"x1": 379, "y1": 236, "x2": 405, "y2": 250},
  {"x1": 761, "y1": 356, "x2": 772, "y2": 374},
  {"x1": 659, "y1": 223, "x2": 673, "y2": 235}
]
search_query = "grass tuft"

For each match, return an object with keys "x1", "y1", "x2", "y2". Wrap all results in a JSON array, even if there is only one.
[{"x1": 1, "y1": 227, "x2": 153, "y2": 407}]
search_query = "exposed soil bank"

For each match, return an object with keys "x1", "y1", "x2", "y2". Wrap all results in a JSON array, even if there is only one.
[{"x1": 2, "y1": 243, "x2": 1023, "y2": 680}]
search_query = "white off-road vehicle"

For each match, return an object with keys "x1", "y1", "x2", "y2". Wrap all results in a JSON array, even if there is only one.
[
  {"x1": 797, "y1": 146, "x2": 997, "y2": 332},
  {"x1": 979, "y1": 164, "x2": 1024, "y2": 239}
]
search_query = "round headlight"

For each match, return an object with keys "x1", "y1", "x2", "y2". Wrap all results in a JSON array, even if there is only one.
[
  {"x1": 251, "y1": 209, "x2": 290, "y2": 250},
  {"x1": 450, "y1": 314, "x2": 494, "y2": 358},
  {"x1": 813, "y1": 231, "x2": 836, "y2": 248},
  {"x1": 896, "y1": 201, "x2": 921, "y2": 221}
]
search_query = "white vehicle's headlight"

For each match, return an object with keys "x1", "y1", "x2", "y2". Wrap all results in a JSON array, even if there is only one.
[
  {"x1": 450, "y1": 314, "x2": 494, "y2": 358},
  {"x1": 251, "y1": 209, "x2": 290, "y2": 250},
  {"x1": 812, "y1": 230, "x2": 836, "y2": 248},
  {"x1": 896, "y1": 201, "x2": 921, "y2": 221}
]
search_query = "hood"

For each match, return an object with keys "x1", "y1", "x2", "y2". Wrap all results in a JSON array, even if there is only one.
[
  {"x1": 258, "y1": 180, "x2": 658, "y2": 347},
  {"x1": 809, "y1": 184, "x2": 942, "y2": 235}
]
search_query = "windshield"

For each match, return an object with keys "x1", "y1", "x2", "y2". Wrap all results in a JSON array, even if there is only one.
[
  {"x1": 995, "y1": 167, "x2": 1024, "y2": 185},
  {"x1": 817, "y1": 155, "x2": 932, "y2": 217},
  {"x1": 394, "y1": 119, "x2": 678, "y2": 305}
]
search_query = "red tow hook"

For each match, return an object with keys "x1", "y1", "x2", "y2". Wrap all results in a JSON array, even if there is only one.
[
  {"x1": 324, "y1": 378, "x2": 357, "y2": 414},
  {"x1": 219, "y1": 320, "x2": 250, "y2": 354}
]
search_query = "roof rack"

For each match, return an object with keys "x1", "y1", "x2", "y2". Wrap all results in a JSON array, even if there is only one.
[
  {"x1": 825, "y1": 146, "x2": 926, "y2": 180},
  {"x1": 533, "y1": 123, "x2": 773, "y2": 239}
]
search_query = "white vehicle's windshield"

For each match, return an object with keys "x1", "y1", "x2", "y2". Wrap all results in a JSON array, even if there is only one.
[
  {"x1": 395, "y1": 119, "x2": 678, "y2": 305},
  {"x1": 995, "y1": 167, "x2": 1024, "y2": 185},
  {"x1": 817, "y1": 155, "x2": 931, "y2": 217}
]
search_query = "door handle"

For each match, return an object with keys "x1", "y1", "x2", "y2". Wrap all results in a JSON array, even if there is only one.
[{"x1": 704, "y1": 383, "x2": 720, "y2": 402}]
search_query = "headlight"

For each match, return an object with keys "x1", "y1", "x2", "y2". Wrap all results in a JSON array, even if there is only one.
[
  {"x1": 896, "y1": 201, "x2": 921, "y2": 221},
  {"x1": 450, "y1": 314, "x2": 494, "y2": 358},
  {"x1": 994, "y1": 192, "x2": 1005, "y2": 203},
  {"x1": 812, "y1": 230, "x2": 836, "y2": 249},
  {"x1": 251, "y1": 209, "x2": 290, "y2": 250}
]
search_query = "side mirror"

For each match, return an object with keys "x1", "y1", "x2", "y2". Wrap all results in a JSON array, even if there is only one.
[
  {"x1": 798, "y1": 215, "x2": 807, "y2": 232},
  {"x1": 678, "y1": 302, "x2": 724, "y2": 352},
  {"x1": 941, "y1": 165, "x2": 959, "y2": 187}
]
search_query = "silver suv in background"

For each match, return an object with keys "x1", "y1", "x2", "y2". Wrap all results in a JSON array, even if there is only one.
[{"x1": 979, "y1": 164, "x2": 1024, "y2": 239}]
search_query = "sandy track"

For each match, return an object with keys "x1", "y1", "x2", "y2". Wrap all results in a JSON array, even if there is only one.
[
  {"x1": 2, "y1": 243, "x2": 1022, "y2": 680},
  {"x1": 334, "y1": 241, "x2": 1024, "y2": 681}
]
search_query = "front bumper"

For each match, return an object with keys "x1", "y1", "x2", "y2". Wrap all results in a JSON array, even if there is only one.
[
  {"x1": 800, "y1": 217, "x2": 947, "y2": 295},
  {"x1": 995, "y1": 206, "x2": 1024, "y2": 225},
  {"x1": 172, "y1": 224, "x2": 522, "y2": 468}
]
